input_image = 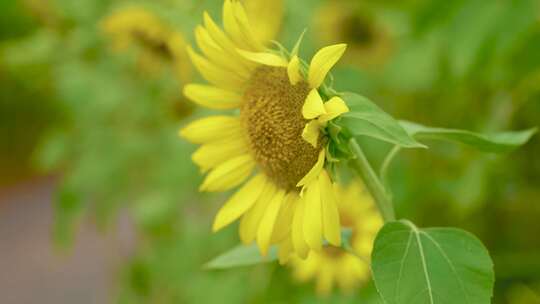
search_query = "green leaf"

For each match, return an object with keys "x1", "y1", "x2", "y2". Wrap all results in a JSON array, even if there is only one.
[
  {"x1": 290, "y1": 28, "x2": 307, "y2": 57},
  {"x1": 371, "y1": 220, "x2": 494, "y2": 304},
  {"x1": 400, "y1": 120, "x2": 537, "y2": 153},
  {"x1": 205, "y1": 229, "x2": 356, "y2": 270},
  {"x1": 339, "y1": 93, "x2": 426, "y2": 148},
  {"x1": 204, "y1": 244, "x2": 277, "y2": 269}
]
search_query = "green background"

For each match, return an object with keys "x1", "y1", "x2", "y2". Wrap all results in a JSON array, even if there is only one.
[{"x1": 1, "y1": 0, "x2": 539, "y2": 303}]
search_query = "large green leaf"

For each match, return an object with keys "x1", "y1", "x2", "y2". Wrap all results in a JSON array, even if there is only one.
[
  {"x1": 400, "y1": 120, "x2": 536, "y2": 153},
  {"x1": 371, "y1": 220, "x2": 494, "y2": 304},
  {"x1": 339, "y1": 93, "x2": 425, "y2": 148},
  {"x1": 205, "y1": 244, "x2": 277, "y2": 269}
]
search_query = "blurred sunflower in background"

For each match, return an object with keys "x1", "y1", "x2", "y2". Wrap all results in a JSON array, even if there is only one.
[
  {"x1": 290, "y1": 180, "x2": 383, "y2": 295},
  {"x1": 506, "y1": 284, "x2": 540, "y2": 304},
  {"x1": 313, "y1": 0, "x2": 394, "y2": 70},
  {"x1": 101, "y1": 6, "x2": 192, "y2": 84},
  {"x1": 180, "y1": 0, "x2": 353, "y2": 260},
  {"x1": 100, "y1": 5, "x2": 195, "y2": 119},
  {"x1": 21, "y1": 0, "x2": 59, "y2": 28},
  {"x1": 0, "y1": 0, "x2": 538, "y2": 303}
]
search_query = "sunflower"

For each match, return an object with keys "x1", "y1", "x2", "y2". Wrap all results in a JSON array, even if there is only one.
[
  {"x1": 289, "y1": 180, "x2": 383, "y2": 295},
  {"x1": 101, "y1": 6, "x2": 191, "y2": 83},
  {"x1": 180, "y1": 0, "x2": 350, "y2": 259},
  {"x1": 313, "y1": 0, "x2": 393, "y2": 70},
  {"x1": 242, "y1": 0, "x2": 284, "y2": 44}
]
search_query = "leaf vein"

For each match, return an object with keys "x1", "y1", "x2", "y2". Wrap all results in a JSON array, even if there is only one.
[
  {"x1": 421, "y1": 231, "x2": 471, "y2": 304},
  {"x1": 395, "y1": 231, "x2": 414, "y2": 303}
]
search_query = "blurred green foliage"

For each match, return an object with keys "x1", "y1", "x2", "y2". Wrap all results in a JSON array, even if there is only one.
[{"x1": 1, "y1": 0, "x2": 539, "y2": 303}]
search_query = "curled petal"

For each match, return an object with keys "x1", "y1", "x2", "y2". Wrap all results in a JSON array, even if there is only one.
[
  {"x1": 308, "y1": 44, "x2": 347, "y2": 88},
  {"x1": 318, "y1": 96, "x2": 350, "y2": 123},
  {"x1": 287, "y1": 55, "x2": 302, "y2": 85},
  {"x1": 302, "y1": 89, "x2": 326, "y2": 119},
  {"x1": 302, "y1": 120, "x2": 320, "y2": 147},
  {"x1": 297, "y1": 149, "x2": 325, "y2": 187}
]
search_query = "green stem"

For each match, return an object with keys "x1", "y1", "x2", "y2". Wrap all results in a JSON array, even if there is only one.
[
  {"x1": 349, "y1": 138, "x2": 396, "y2": 222},
  {"x1": 380, "y1": 145, "x2": 401, "y2": 184}
]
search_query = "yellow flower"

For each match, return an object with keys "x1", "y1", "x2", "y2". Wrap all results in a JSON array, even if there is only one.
[
  {"x1": 313, "y1": 1, "x2": 393, "y2": 70},
  {"x1": 289, "y1": 180, "x2": 383, "y2": 295},
  {"x1": 101, "y1": 6, "x2": 191, "y2": 83},
  {"x1": 180, "y1": 0, "x2": 350, "y2": 259},
  {"x1": 243, "y1": 0, "x2": 284, "y2": 44},
  {"x1": 506, "y1": 284, "x2": 540, "y2": 304}
]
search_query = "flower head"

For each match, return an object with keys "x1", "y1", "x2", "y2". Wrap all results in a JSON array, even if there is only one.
[
  {"x1": 101, "y1": 6, "x2": 191, "y2": 82},
  {"x1": 313, "y1": 0, "x2": 393, "y2": 70},
  {"x1": 290, "y1": 180, "x2": 383, "y2": 295},
  {"x1": 180, "y1": 0, "x2": 350, "y2": 259}
]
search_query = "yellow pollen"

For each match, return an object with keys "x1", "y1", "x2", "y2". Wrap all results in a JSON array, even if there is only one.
[{"x1": 241, "y1": 66, "x2": 321, "y2": 191}]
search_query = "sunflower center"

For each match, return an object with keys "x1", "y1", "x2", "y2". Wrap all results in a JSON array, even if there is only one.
[
  {"x1": 342, "y1": 15, "x2": 376, "y2": 46},
  {"x1": 241, "y1": 66, "x2": 321, "y2": 191}
]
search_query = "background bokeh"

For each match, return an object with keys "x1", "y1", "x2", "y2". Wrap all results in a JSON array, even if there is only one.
[{"x1": 1, "y1": 0, "x2": 539, "y2": 303}]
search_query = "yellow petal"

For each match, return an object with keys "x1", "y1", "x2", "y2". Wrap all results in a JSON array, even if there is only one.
[
  {"x1": 212, "y1": 174, "x2": 266, "y2": 232},
  {"x1": 303, "y1": 179, "x2": 323, "y2": 250},
  {"x1": 200, "y1": 155, "x2": 255, "y2": 192},
  {"x1": 192, "y1": 137, "x2": 248, "y2": 172},
  {"x1": 239, "y1": 181, "x2": 276, "y2": 243},
  {"x1": 183, "y1": 84, "x2": 243, "y2": 110},
  {"x1": 319, "y1": 170, "x2": 341, "y2": 246},
  {"x1": 231, "y1": 1, "x2": 265, "y2": 51},
  {"x1": 302, "y1": 120, "x2": 320, "y2": 148},
  {"x1": 194, "y1": 26, "x2": 251, "y2": 78},
  {"x1": 315, "y1": 263, "x2": 335, "y2": 296},
  {"x1": 308, "y1": 43, "x2": 347, "y2": 88},
  {"x1": 187, "y1": 46, "x2": 246, "y2": 91},
  {"x1": 179, "y1": 116, "x2": 241, "y2": 144},
  {"x1": 278, "y1": 237, "x2": 293, "y2": 265},
  {"x1": 302, "y1": 89, "x2": 327, "y2": 119},
  {"x1": 318, "y1": 96, "x2": 350, "y2": 123},
  {"x1": 256, "y1": 189, "x2": 285, "y2": 255},
  {"x1": 237, "y1": 49, "x2": 288, "y2": 67},
  {"x1": 272, "y1": 192, "x2": 298, "y2": 243},
  {"x1": 243, "y1": 0, "x2": 283, "y2": 44},
  {"x1": 297, "y1": 149, "x2": 325, "y2": 187},
  {"x1": 291, "y1": 197, "x2": 309, "y2": 259},
  {"x1": 293, "y1": 253, "x2": 318, "y2": 280},
  {"x1": 287, "y1": 55, "x2": 302, "y2": 85},
  {"x1": 203, "y1": 12, "x2": 243, "y2": 59},
  {"x1": 223, "y1": 0, "x2": 251, "y2": 50}
]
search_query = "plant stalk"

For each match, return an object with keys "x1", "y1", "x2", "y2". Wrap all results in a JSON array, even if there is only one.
[{"x1": 349, "y1": 139, "x2": 396, "y2": 222}]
